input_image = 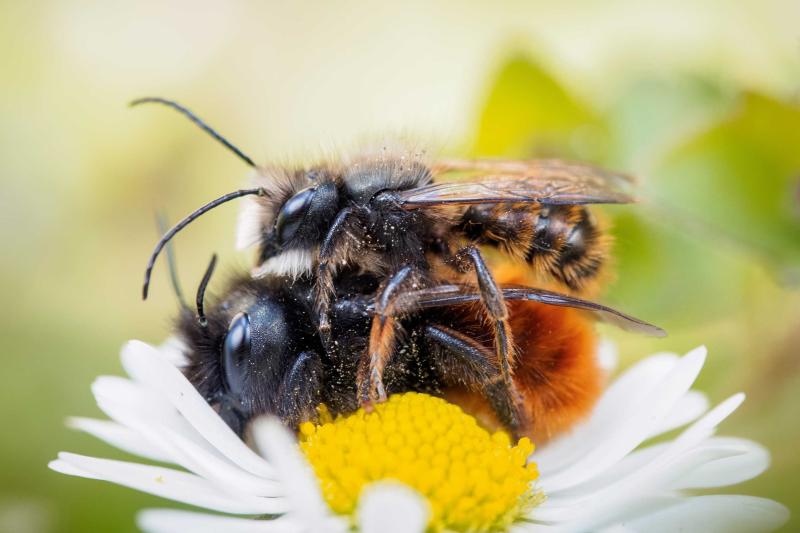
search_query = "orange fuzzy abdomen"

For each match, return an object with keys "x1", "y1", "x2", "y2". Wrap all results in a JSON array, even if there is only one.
[
  {"x1": 443, "y1": 267, "x2": 604, "y2": 444},
  {"x1": 509, "y1": 300, "x2": 602, "y2": 442}
]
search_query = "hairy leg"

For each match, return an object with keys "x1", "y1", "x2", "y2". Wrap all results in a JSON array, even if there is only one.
[
  {"x1": 450, "y1": 246, "x2": 519, "y2": 398},
  {"x1": 315, "y1": 207, "x2": 361, "y2": 355},
  {"x1": 424, "y1": 323, "x2": 524, "y2": 436},
  {"x1": 276, "y1": 351, "x2": 325, "y2": 429},
  {"x1": 358, "y1": 265, "x2": 420, "y2": 407}
]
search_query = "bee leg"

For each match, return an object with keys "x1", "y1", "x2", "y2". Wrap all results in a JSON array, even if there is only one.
[
  {"x1": 424, "y1": 324, "x2": 525, "y2": 437},
  {"x1": 315, "y1": 207, "x2": 359, "y2": 356},
  {"x1": 358, "y1": 265, "x2": 419, "y2": 409},
  {"x1": 276, "y1": 351, "x2": 324, "y2": 430},
  {"x1": 451, "y1": 246, "x2": 522, "y2": 407}
]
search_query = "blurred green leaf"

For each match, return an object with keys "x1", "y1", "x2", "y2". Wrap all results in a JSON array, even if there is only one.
[
  {"x1": 609, "y1": 92, "x2": 800, "y2": 323},
  {"x1": 609, "y1": 88, "x2": 800, "y2": 327},
  {"x1": 607, "y1": 208, "x2": 751, "y2": 323},
  {"x1": 474, "y1": 54, "x2": 607, "y2": 160},
  {"x1": 598, "y1": 74, "x2": 740, "y2": 322},
  {"x1": 606, "y1": 74, "x2": 737, "y2": 170},
  {"x1": 654, "y1": 92, "x2": 800, "y2": 274}
]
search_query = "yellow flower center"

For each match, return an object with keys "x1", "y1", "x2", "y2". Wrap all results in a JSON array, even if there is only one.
[{"x1": 299, "y1": 392, "x2": 542, "y2": 532}]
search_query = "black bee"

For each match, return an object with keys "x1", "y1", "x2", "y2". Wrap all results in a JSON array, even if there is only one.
[
  {"x1": 137, "y1": 98, "x2": 663, "y2": 436},
  {"x1": 179, "y1": 255, "x2": 659, "y2": 440}
]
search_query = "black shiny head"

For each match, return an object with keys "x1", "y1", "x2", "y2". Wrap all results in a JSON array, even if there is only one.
[{"x1": 179, "y1": 276, "x2": 321, "y2": 435}]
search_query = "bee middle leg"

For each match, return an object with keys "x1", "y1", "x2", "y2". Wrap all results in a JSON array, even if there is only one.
[
  {"x1": 449, "y1": 246, "x2": 522, "y2": 405},
  {"x1": 358, "y1": 265, "x2": 420, "y2": 407}
]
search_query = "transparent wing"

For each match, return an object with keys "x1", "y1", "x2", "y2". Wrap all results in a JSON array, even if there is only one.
[
  {"x1": 399, "y1": 159, "x2": 636, "y2": 207},
  {"x1": 383, "y1": 284, "x2": 665, "y2": 337}
]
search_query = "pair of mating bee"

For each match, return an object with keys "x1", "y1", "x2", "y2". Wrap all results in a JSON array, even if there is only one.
[{"x1": 140, "y1": 98, "x2": 663, "y2": 442}]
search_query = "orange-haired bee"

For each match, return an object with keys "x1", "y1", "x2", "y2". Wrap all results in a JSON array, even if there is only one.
[{"x1": 137, "y1": 98, "x2": 663, "y2": 439}]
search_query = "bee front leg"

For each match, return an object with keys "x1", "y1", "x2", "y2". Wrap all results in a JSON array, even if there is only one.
[
  {"x1": 315, "y1": 208, "x2": 359, "y2": 356},
  {"x1": 358, "y1": 265, "x2": 420, "y2": 409},
  {"x1": 276, "y1": 351, "x2": 324, "y2": 430},
  {"x1": 315, "y1": 263, "x2": 334, "y2": 352}
]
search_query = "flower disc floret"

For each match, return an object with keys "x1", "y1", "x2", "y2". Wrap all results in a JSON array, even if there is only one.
[{"x1": 299, "y1": 392, "x2": 542, "y2": 532}]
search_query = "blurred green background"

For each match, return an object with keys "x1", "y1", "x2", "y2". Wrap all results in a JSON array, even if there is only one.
[{"x1": 1, "y1": 1, "x2": 799, "y2": 531}]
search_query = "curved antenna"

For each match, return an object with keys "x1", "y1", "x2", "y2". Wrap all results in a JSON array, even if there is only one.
[
  {"x1": 143, "y1": 188, "x2": 265, "y2": 300},
  {"x1": 196, "y1": 254, "x2": 218, "y2": 328},
  {"x1": 130, "y1": 97, "x2": 257, "y2": 168},
  {"x1": 156, "y1": 212, "x2": 189, "y2": 310}
]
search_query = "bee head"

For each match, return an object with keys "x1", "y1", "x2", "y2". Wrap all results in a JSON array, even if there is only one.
[
  {"x1": 238, "y1": 168, "x2": 340, "y2": 278},
  {"x1": 180, "y1": 275, "x2": 317, "y2": 436}
]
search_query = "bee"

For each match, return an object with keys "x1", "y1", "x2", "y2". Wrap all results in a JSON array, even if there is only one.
[
  {"x1": 136, "y1": 98, "x2": 664, "y2": 438},
  {"x1": 179, "y1": 253, "x2": 658, "y2": 441}
]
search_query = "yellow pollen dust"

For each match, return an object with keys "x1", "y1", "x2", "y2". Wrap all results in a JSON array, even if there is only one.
[{"x1": 299, "y1": 392, "x2": 542, "y2": 532}]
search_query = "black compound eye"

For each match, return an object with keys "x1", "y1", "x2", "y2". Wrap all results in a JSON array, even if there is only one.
[
  {"x1": 222, "y1": 312, "x2": 250, "y2": 395},
  {"x1": 275, "y1": 188, "x2": 315, "y2": 244}
]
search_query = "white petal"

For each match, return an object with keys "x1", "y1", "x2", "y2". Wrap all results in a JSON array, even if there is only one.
[
  {"x1": 49, "y1": 457, "x2": 94, "y2": 478},
  {"x1": 671, "y1": 437, "x2": 769, "y2": 489},
  {"x1": 536, "y1": 352, "x2": 680, "y2": 473},
  {"x1": 158, "y1": 336, "x2": 189, "y2": 367},
  {"x1": 540, "y1": 348, "x2": 707, "y2": 491},
  {"x1": 138, "y1": 509, "x2": 302, "y2": 533},
  {"x1": 538, "y1": 393, "x2": 748, "y2": 521},
  {"x1": 252, "y1": 418, "x2": 335, "y2": 531},
  {"x1": 92, "y1": 375, "x2": 174, "y2": 421},
  {"x1": 510, "y1": 522, "x2": 559, "y2": 532},
  {"x1": 67, "y1": 417, "x2": 172, "y2": 464},
  {"x1": 93, "y1": 376, "x2": 282, "y2": 497},
  {"x1": 90, "y1": 355, "x2": 284, "y2": 498},
  {"x1": 596, "y1": 338, "x2": 618, "y2": 373},
  {"x1": 669, "y1": 393, "x2": 744, "y2": 452},
  {"x1": 358, "y1": 482, "x2": 430, "y2": 533},
  {"x1": 582, "y1": 352, "x2": 683, "y2": 433},
  {"x1": 541, "y1": 443, "x2": 667, "y2": 503},
  {"x1": 528, "y1": 494, "x2": 681, "y2": 532},
  {"x1": 91, "y1": 375, "x2": 210, "y2": 455},
  {"x1": 120, "y1": 340, "x2": 276, "y2": 479},
  {"x1": 597, "y1": 392, "x2": 743, "y2": 494},
  {"x1": 50, "y1": 452, "x2": 287, "y2": 515},
  {"x1": 553, "y1": 435, "x2": 767, "y2": 501},
  {"x1": 648, "y1": 390, "x2": 709, "y2": 438},
  {"x1": 92, "y1": 375, "x2": 221, "y2": 455},
  {"x1": 537, "y1": 431, "x2": 762, "y2": 529},
  {"x1": 535, "y1": 445, "x2": 742, "y2": 523},
  {"x1": 604, "y1": 495, "x2": 789, "y2": 533},
  {"x1": 145, "y1": 415, "x2": 283, "y2": 497},
  {"x1": 539, "y1": 387, "x2": 708, "y2": 480}
]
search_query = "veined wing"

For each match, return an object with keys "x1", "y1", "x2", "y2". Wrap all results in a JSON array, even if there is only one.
[
  {"x1": 383, "y1": 284, "x2": 665, "y2": 337},
  {"x1": 399, "y1": 159, "x2": 636, "y2": 207}
]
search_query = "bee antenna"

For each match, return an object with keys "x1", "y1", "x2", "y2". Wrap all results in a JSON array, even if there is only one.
[
  {"x1": 155, "y1": 211, "x2": 189, "y2": 310},
  {"x1": 196, "y1": 254, "x2": 218, "y2": 328},
  {"x1": 143, "y1": 188, "x2": 265, "y2": 300},
  {"x1": 129, "y1": 97, "x2": 257, "y2": 168}
]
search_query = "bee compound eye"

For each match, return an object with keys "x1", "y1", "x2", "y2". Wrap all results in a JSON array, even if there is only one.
[
  {"x1": 275, "y1": 187, "x2": 316, "y2": 244},
  {"x1": 222, "y1": 312, "x2": 251, "y2": 395}
]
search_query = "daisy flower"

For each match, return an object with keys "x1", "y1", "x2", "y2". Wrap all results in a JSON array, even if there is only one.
[{"x1": 50, "y1": 340, "x2": 788, "y2": 532}]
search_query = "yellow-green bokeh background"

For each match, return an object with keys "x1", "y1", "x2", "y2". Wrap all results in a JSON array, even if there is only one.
[{"x1": 2, "y1": 1, "x2": 799, "y2": 531}]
